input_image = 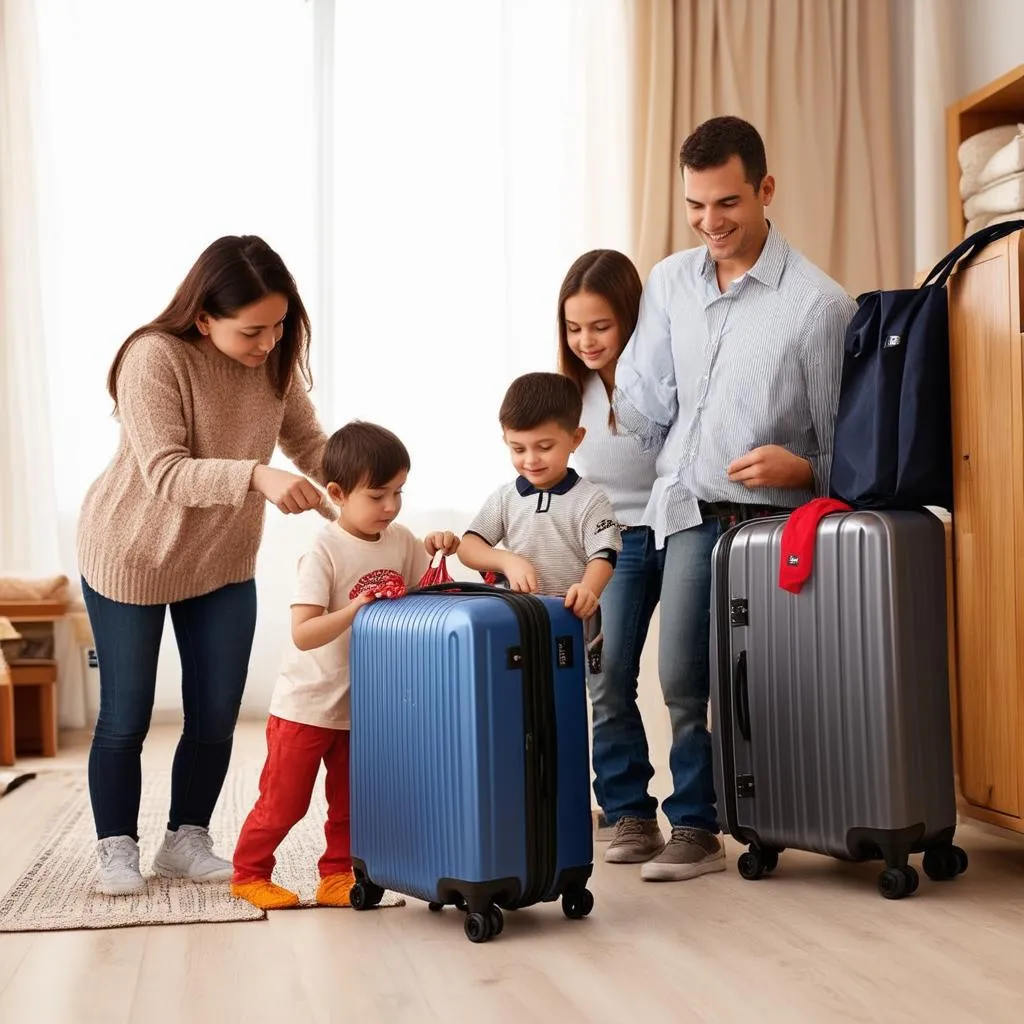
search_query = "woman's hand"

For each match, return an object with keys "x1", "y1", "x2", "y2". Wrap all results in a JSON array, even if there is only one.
[
  {"x1": 425, "y1": 531, "x2": 460, "y2": 556},
  {"x1": 252, "y1": 465, "x2": 323, "y2": 514}
]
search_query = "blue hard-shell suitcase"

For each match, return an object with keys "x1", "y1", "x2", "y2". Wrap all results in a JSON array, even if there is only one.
[{"x1": 348, "y1": 583, "x2": 595, "y2": 942}]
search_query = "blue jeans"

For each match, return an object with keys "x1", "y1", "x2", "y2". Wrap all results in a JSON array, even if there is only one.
[
  {"x1": 588, "y1": 527, "x2": 663, "y2": 822},
  {"x1": 658, "y1": 519, "x2": 721, "y2": 831},
  {"x1": 81, "y1": 577, "x2": 257, "y2": 841},
  {"x1": 589, "y1": 519, "x2": 720, "y2": 832}
]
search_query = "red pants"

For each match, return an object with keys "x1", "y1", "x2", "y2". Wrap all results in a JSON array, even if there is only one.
[{"x1": 233, "y1": 715, "x2": 351, "y2": 883}]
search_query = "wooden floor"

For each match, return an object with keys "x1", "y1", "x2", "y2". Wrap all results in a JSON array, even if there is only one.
[{"x1": 2, "y1": 722, "x2": 1024, "y2": 1024}]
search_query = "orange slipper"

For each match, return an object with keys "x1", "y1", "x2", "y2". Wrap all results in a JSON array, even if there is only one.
[
  {"x1": 316, "y1": 871, "x2": 356, "y2": 907},
  {"x1": 231, "y1": 879, "x2": 300, "y2": 910}
]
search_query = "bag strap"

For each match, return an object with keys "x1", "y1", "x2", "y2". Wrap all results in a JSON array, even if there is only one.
[{"x1": 924, "y1": 219, "x2": 1024, "y2": 289}]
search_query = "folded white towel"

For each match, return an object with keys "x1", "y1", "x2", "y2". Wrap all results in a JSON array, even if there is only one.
[
  {"x1": 978, "y1": 129, "x2": 1024, "y2": 189},
  {"x1": 958, "y1": 124, "x2": 1022, "y2": 199},
  {"x1": 964, "y1": 172, "x2": 1024, "y2": 220}
]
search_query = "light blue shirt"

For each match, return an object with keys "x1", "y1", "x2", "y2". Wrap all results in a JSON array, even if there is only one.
[{"x1": 613, "y1": 225, "x2": 857, "y2": 547}]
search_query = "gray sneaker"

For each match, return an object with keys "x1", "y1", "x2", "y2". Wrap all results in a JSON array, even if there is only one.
[
  {"x1": 605, "y1": 816, "x2": 666, "y2": 864},
  {"x1": 640, "y1": 826, "x2": 726, "y2": 881},
  {"x1": 153, "y1": 825, "x2": 232, "y2": 882},
  {"x1": 95, "y1": 835, "x2": 146, "y2": 896}
]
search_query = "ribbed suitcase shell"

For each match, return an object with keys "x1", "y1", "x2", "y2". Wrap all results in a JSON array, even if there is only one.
[
  {"x1": 710, "y1": 510, "x2": 957, "y2": 869},
  {"x1": 349, "y1": 591, "x2": 593, "y2": 910}
]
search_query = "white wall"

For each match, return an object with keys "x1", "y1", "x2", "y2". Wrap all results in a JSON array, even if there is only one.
[
  {"x1": 958, "y1": 0, "x2": 1024, "y2": 96},
  {"x1": 892, "y1": 0, "x2": 1024, "y2": 283}
]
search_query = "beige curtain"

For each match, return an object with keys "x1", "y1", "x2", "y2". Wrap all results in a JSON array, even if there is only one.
[{"x1": 627, "y1": 0, "x2": 901, "y2": 298}]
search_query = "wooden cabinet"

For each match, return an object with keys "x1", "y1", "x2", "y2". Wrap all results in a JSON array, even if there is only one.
[{"x1": 947, "y1": 229, "x2": 1024, "y2": 831}]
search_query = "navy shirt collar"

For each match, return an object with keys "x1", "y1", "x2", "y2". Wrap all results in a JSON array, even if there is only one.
[{"x1": 516, "y1": 468, "x2": 581, "y2": 496}]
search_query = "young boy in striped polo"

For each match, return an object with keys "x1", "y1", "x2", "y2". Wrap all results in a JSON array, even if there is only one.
[{"x1": 458, "y1": 372, "x2": 622, "y2": 630}]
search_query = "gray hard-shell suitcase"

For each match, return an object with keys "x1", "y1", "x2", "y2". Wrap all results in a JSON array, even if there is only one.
[{"x1": 709, "y1": 509, "x2": 966, "y2": 899}]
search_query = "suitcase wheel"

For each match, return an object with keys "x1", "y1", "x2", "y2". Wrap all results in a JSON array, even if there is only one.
[
  {"x1": 877, "y1": 866, "x2": 918, "y2": 899},
  {"x1": 922, "y1": 845, "x2": 968, "y2": 882},
  {"x1": 560, "y1": 888, "x2": 595, "y2": 920},
  {"x1": 464, "y1": 906, "x2": 504, "y2": 943},
  {"x1": 427, "y1": 901, "x2": 444, "y2": 913},
  {"x1": 350, "y1": 880, "x2": 385, "y2": 911},
  {"x1": 737, "y1": 847, "x2": 780, "y2": 881}
]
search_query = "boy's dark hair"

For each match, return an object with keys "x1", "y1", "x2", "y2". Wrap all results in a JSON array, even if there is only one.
[
  {"x1": 321, "y1": 420, "x2": 410, "y2": 493},
  {"x1": 499, "y1": 372, "x2": 583, "y2": 433},
  {"x1": 679, "y1": 116, "x2": 768, "y2": 191}
]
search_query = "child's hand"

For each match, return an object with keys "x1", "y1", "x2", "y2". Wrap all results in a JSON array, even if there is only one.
[
  {"x1": 424, "y1": 531, "x2": 460, "y2": 556},
  {"x1": 502, "y1": 554, "x2": 538, "y2": 593},
  {"x1": 565, "y1": 583, "x2": 598, "y2": 619},
  {"x1": 353, "y1": 590, "x2": 377, "y2": 607}
]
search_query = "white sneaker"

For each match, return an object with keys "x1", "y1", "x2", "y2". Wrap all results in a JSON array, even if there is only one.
[
  {"x1": 152, "y1": 825, "x2": 232, "y2": 882},
  {"x1": 95, "y1": 836, "x2": 146, "y2": 896}
]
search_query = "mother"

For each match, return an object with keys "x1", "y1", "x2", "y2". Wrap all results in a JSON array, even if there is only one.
[{"x1": 78, "y1": 235, "x2": 330, "y2": 896}]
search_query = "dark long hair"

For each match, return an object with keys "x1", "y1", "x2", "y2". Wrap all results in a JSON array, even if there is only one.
[
  {"x1": 556, "y1": 249, "x2": 642, "y2": 424},
  {"x1": 107, "y1": 235, "x2": 312, "y2": 411}
]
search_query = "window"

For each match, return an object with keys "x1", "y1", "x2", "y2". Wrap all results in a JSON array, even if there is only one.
[{"x1": 35, "y1": 0, "x2": 630, "y2": 518}]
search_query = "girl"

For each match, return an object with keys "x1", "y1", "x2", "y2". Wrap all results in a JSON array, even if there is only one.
[
  {"x1": 78, "y1": 235, "x2": 331, "y2": 896},
  {"x1": 557, "y1": 249, "x2": 665, "y2": 866}
]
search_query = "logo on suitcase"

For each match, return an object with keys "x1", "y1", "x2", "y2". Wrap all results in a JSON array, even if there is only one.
[
  {"x1": 883, "y1": 334, "x2": 902, "y2": 349},
  {"x1": 787, "y1": 554, "x2": 800, "y2": 565},
  {"x1": 555, "y1": 635, "x2": 575, "y2": 669}
]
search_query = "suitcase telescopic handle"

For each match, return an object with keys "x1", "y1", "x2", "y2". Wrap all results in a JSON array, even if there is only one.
[{"x1": 734, "y1": 650, "x2": 752, "y2": 742}]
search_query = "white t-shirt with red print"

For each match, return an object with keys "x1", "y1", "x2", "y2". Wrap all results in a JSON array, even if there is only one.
[{"x1": 268, "y1": 521, "x2": 430, "y2": 730}]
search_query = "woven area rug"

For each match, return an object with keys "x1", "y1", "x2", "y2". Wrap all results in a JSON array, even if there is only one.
[{"x1": 0, "y1": 764, "x2": 403, "y2": 932}]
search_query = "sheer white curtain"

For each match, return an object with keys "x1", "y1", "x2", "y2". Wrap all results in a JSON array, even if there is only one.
[
  {"x1": 0, "y1": 0, "x2": 60, "y2": 572},
  {"x1": 31, "y1": 0, "x2": 632, "y2": 709},
  {"x1": 33, "y1": 0, "x2": 319, "y2": 714},
  {"x1": 319, "y1": 0, "x2": 632, "y2": 514}
]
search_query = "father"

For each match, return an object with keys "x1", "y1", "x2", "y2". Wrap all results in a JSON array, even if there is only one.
[{"x1": 613, "y1": 115, "x2": 857, "y2": 882}]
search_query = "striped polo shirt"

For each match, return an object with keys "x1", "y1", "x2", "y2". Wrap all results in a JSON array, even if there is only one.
[
  {"x1": 466, "y1": 469, "x2": 622, "y2": 596},
  {"x1": 613, "y1": 223, "x2": 858, "y2": 547}
]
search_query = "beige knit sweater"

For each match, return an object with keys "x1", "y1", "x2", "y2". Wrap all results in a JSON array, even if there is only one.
[{"x1": 77, "y1": 332, "x2": 328, "y2": 605}]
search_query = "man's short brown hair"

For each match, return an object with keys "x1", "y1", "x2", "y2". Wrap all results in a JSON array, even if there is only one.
[
  {"x1": 499, "y1": 372, "x2": 583, "y2": 433},
  {"x1": 680, "y1": 115, "x2": 768, "y2": 191},
  {"x1": 321, "y1": 420, "x2": 410, "y2": 493}
]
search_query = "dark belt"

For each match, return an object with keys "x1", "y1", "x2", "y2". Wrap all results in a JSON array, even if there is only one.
[{"x1": 698, "y1": 501, "x2": 790, "y2": 527}]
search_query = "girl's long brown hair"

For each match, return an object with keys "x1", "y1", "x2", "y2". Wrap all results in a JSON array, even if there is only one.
[
  {"x1": 557, "y1": 248, "x2": 642, "y2": 400},
  {"x1": 107, "y1": 235, "x2": 312, "y2": 411}
]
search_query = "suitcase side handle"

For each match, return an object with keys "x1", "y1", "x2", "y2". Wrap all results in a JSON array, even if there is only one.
[{"x1": 734, "y1": 650, "x2": 751, "y2": 742}]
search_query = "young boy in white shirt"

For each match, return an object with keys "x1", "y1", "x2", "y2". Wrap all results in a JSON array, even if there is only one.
[
  {"x1": 459, "y1": 372, "x2": 622, "y2": 625},
  {"x1": 231, "y1": 420, "x2": 459, "y2": 909}
]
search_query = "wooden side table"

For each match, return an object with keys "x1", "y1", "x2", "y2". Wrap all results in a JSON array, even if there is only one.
[
  {"x1": 0, "y1": 658, "x2": 14, "y2": 767},
  {"x1": 0, "y1": 600, "x2": 67, "y2": 759}
]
